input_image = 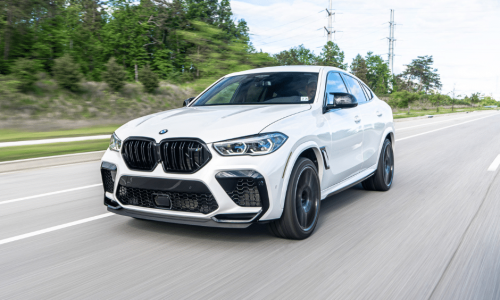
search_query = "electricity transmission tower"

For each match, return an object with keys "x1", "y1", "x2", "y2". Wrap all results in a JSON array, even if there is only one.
[
  {"x1": 324, "y1": 0, "x2": 334, "y2": 43},
  {"x1": 387, "y1": 9, "x2": 396, "y2": 76}
]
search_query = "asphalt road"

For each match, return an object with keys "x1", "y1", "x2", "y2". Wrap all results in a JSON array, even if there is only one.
[{"x1": 1, "y1": 111, "x2": 500, "y2": 299}]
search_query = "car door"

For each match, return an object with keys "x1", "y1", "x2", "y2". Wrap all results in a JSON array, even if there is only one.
[
  {"x1": 322, "y1": 72, "x2": 364, "y2": 186},
  {"x1": 340, "y1": 74, "x2": 378, "y2": 170},
  {"x1": 358, "y1": 83, "x2": 385, "y2": 168}
]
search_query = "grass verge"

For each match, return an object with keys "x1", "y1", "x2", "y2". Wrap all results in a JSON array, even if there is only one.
[
  {"x1": 0, "y1": 124, "x2": 119, "y2": 143},
  {"x1": 393, "y1": 107, "x2": 498, "y2": 119},
  {"x1": 0, "y1": 140, "x2": 109, "y2": 162}
]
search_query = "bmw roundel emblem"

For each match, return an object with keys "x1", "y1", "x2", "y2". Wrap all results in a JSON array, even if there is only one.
[{"x1": 159, "y1": 129, "x2": 168, "y2": 135}]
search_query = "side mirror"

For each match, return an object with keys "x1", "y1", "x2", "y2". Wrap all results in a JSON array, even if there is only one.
[
  {"x1": 326, "y1": 92, "x2": 358, "y2": 110},
  {"x1": 183, "y1": 97, "x2": 195, "y2": 107}
]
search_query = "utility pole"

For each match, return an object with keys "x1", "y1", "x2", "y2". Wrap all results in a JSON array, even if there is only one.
[
  {"x1": 452, "y1": 83, "x2": 456, "y2": 112},
  {"x1": 387, "y1": 9, "x2": 395, "y2": 76},
  {"x1": 324, "y1": 0, "x2": 334, "y2": 43}
]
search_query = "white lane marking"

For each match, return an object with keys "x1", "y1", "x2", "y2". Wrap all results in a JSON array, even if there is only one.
[
  {"x1": 396, "y1": 113, "x2": 498, "y2": 142},
  {"x1": 0, "y1": 135, "x2": 111, "y2": 148},
  {"x1": 488, "y1": 155, "x2": 500, "y2": 172},
  {"x1": 0, "y1": 213, "x2": 114, "y2": 246},
  {"x1": 396, "y1": 115, "x2": 475, "y2": 131},
  {"x1": 0, "y1": 150, "x2": 105, "y2": 165},
  {"x1": 0, "y1": 184, "x2": 102, "y2": 205}
]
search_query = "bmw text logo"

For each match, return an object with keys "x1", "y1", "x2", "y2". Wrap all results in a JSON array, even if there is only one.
[{"x1": 159, "y1": 129, "x2": 168, "y2": 135}]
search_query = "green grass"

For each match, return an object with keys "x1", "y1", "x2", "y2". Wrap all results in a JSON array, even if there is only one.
[
  {"x1": 0, "y1": 124, "x2": 120, "y2": 143},
  {"x1": 0, "y1": 140, "x2": 109, "y2": 162},
  {"x1": 393, "y1": 107, "x2": 498, "y2": 119}
]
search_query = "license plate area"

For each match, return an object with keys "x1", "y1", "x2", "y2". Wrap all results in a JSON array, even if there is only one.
[{"x1": 153, "y1": 194, "x2": 171, "y2": 209}]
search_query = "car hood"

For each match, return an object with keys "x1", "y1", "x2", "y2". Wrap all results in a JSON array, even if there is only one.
[{"x1": 116, "y1": 104, "x2": 311, "y2": 143}]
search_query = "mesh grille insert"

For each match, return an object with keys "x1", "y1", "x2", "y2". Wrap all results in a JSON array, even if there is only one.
[
  {"x1": 101, "y1": 169, "x2": 114, "y2": 193},
  {"x1": 228, "y1": 179, "x2": 262, "y2": 207},
  {"x1": 122, "y1": 139, "x2": 157, "y2": 171},
  {"x1": 116, "y1": 185, "x2": 219, "y2": 214}
]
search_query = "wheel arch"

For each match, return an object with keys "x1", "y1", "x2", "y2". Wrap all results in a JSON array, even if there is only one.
[
  {"x1": 278, "y1": 142, "x2": 324, "y2": 210},
  {"x1": 375, "y1": 128, "x2": 395, "y2": 168}
]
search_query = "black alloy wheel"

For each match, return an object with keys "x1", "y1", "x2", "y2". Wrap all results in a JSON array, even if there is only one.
[
  {"x1": 295, "y1": 167, "x2": 320, "y2": 231},
  {"x1": 268, "y1": 157, "x2": 321, "y2": 240},
  {"x1": 362, "y1": 138, "x2": 394, "y2": 191}
]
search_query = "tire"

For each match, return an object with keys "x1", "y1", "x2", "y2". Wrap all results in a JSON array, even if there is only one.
[
  {"x1": 268, "y1": 157, "x2": 321, "y2": 240},
  {"x1": 362, "y1": 138, "x2": 394, "y2": 191}
]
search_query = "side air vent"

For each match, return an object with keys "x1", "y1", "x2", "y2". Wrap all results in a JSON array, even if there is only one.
[
  {"x1": 159, "y1": 139, "x2": 211, "y2": 173},
  {"x1": 122, "y1": 138, "x2": 158, "y2": 171}
]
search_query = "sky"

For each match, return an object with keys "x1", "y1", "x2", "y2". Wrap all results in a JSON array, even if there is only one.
[{"x1": 230, "y1": 0, "x2": 500, "y2": 99}]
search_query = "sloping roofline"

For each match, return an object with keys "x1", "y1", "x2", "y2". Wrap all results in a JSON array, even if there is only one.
[{"x1": 226, "y1": 65, "x2": 347, "y2": 77}]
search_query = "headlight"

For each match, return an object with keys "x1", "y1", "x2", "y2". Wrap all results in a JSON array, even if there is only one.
[
  {"x1": 109, "y1": 133, "x2": 122, "y2": 152},
  {"x1": 213, "y1": 133, "x2": 288, "y2": 156}
]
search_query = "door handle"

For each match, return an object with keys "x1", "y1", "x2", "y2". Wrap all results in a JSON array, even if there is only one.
[
  {"x1": 354, "y1": 115, "x2": 361, "y2": 123},
  {"x1": 376, "y1": 111, "x2": 383, "y2": 117}
]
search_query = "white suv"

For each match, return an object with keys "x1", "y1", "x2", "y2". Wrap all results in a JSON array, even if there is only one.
[{"x1": 101, "y1": 66, "x2": 395, "y2": 239}]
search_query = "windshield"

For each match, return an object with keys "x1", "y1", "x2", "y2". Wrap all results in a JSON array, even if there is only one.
[{"x1": 192, "y1": 72, "x2": 319, "y2": 106}]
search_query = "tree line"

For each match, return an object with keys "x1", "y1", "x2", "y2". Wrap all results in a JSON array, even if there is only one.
[{"x1": 0, "y1": 0, "x2": 492, "y2": 106}]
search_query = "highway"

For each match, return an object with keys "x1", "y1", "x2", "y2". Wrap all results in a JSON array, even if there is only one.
[{"x1": 1, "y1": 111, "x2": 500, "y2": 299}]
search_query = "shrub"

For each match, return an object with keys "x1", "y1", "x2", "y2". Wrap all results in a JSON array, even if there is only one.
[
  {"x1": 53, "y1": 54, "x2": 82, "y2": 91},
  {"x1": 139, "y1": 65, "x2": 159, "y2": 93},
  {"x1": 388, "y1": 91, "x2": 420, "y2": 109},
  {"x1": 11, "y1": 58, "x2": 41, "y2": 92},
  {"x1": 0, "y1": 75, "x2": 20, "y2": 99},
  {"x1": 103, "y1": 57, "x2": 127, "y2": 91}
]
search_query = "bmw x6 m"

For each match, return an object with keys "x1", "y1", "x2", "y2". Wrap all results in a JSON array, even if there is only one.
[{"x1": 101, "y1": 66, "x2": 395, "y2": 239}]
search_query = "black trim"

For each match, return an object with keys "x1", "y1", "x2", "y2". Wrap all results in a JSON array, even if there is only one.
[
  {"x1": 121, "y1": 136, "x2": 159, "y2": 172},
  {"x1": 101, "y1": 162, "x2": 117, "y2": 193},
  {"x1": 215, "y1": 170, "x2": 270, "y2": 221},
  {"x1": 213, "y1": 213, "x2": 259, "y2": 221},
  {"x1": 326, "y1": 171, "x2": 375, "y2": 198},
  {"x1": 101, "y1": 161, "x2": 117, "y2": 171},
  {"x1": 118, "y1": 175, "x2": 211, "y2": 194},
  {"x1": 104, "y1": 196, "x2": 121, "y2": 209},
  {"x1": 320, "y1": 147, "x2": 330, "y2": 170},
  {"x1": 158, "y1": 137, "x2": 212, "y2": 174},
  {"x1": 108, "y1": 207, "x2": 252, "y2": 228}
]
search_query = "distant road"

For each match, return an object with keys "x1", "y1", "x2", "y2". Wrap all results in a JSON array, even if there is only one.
[
  {"x1": 0, "y1": 135, "x2": 110, "y2": 148},
  {"x1": 1, "y1": 111, "x2": 499, "y2": 299}
]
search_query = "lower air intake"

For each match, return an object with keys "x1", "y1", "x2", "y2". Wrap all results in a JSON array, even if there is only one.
[
  {"x1": 116, "y1": 185, "x2": 219, "y2": 214},
  {"x1": 101, "y1": 169, "x2": 114, "y2": 193}
]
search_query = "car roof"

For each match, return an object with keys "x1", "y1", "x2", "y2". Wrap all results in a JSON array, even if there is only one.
[{"x1": 226, "y1": 65, "x2": 347, "y2": 77}]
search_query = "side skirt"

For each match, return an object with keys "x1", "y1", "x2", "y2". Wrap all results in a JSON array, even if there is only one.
[{"x1": 320, "y1": 165, "x2": 377, "y2": 200}]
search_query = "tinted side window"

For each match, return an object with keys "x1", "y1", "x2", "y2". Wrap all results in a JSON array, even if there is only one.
[
  {"x1": 342, "y1": 74, "x2": 367, "y2": 103},
  {"x1": 361, "y1": 84, "x2": 373, "y2": 100},
  {"x1": 324, "y1": 72, "x2": 348, "y2": 105}
]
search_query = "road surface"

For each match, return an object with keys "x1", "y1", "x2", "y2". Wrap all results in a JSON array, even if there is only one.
[{"x1": 1, "y1": 111, "x2": 500, "y2": 299}]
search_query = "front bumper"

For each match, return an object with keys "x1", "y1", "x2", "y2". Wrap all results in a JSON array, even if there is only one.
[{"x1": 100, "y1": 143, "x2": 289, "y2": 226}]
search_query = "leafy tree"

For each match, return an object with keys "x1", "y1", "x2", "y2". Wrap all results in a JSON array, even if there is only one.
[
  {"x1": 273, "y1": 44, "x2": 317, "y2": 66},
  {"x1": 365, "y1": 52, "x2": 391, "y2": 94},
  {"x1": 103, "y1": 57, "x2": 127, "y2": 91},
  {"x1": 318, "y1": 41, "x2": 346, "y2": 70},
  {"x1": 470, "y1": 92, "x2": 481, "y2": 106},
  {"x1": 350, "y1": 54, "x2": 368, "y2": 84},
  {"x1": 400, "y1": 55, "x2": 442, "y2": 93},
  {"x1": 11, "y1": 58, "x2": 41, "y2": 91},
  {"x1": 53, "y1": 54, "x2": 82, "y2": 91},
  {"x1": 139, "y1": 64, "x2": 159, "y2": 93},
  {"x1": 178, "y1": 20, "x2": 272, "y2": 87}
]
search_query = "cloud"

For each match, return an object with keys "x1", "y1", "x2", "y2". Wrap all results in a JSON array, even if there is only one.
[{"x1": 231, "y1": 0, "x2": 500, "y2": 98}]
